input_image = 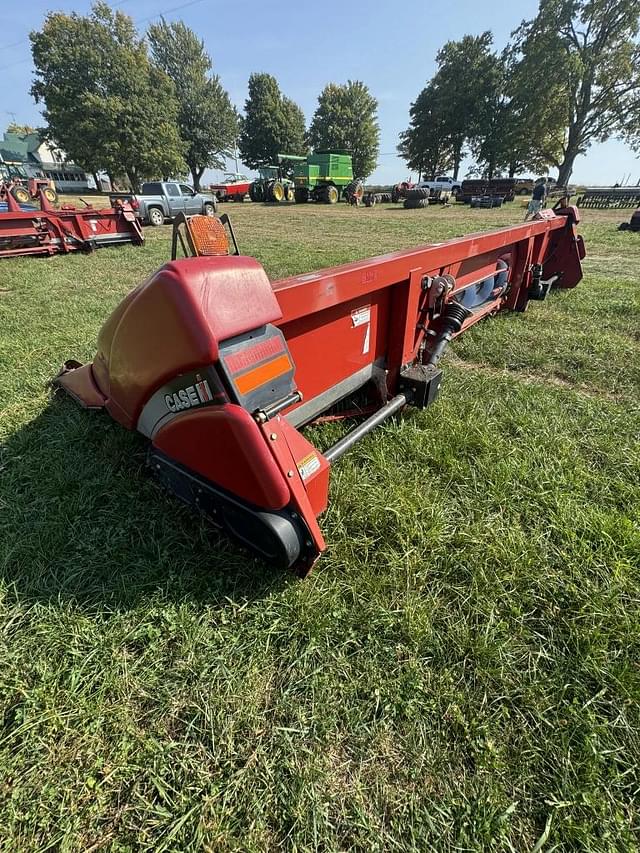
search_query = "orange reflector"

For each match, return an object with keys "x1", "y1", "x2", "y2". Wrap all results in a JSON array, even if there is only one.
[
  {"x1": 235, "y1": 354, "x2": 292, "y2": 395},
  {"x1": 188, "y1": 215, "x2": 229, "y2": 255}
]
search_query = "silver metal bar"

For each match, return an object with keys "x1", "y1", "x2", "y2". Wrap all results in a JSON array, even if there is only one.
[{"x1": 323, "y1": 394, "x2": 407, "y2": 464}]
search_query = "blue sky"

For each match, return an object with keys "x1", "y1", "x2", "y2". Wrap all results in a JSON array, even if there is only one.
[{"x1": 1, "y1": 0, "x2": 638, "y2": 186}]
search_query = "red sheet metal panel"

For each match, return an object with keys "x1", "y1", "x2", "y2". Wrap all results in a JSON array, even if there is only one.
[
  {"x1": 153, "y1": 404, "x2": 291, "y2": 510},
  {"x1": 273, "y1": 209, "x2": 583, "y2": 415},
  {"x1": 93, "y1": 257, "x2": 282, "y2": 428}
]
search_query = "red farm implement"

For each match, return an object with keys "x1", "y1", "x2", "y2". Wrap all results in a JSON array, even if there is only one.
[
  {"x1": 54, "y1": 206, "x2": 585, "y2": 574},
  {"x1": 0, "y1": 162, "x2": 59, "y2": 204},
  {"x1": 0, "y1": 189, "x2": 143, "y2": 259}
]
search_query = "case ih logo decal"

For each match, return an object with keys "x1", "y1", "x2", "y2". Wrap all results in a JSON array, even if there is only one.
[{"x1": 164, "y1": 375, "x2": 213, "y2": 412}]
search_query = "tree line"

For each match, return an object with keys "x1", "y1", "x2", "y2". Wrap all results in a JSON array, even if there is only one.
[
  {"x1": 28, "y1": 2, "x2": 380, "y2": 190},
  {"x1": 400, "y1": 0, "x2": 640, "y2": 185},
  {"x1": 27, "y1": 0, "x2": 640, "y2": 191}
]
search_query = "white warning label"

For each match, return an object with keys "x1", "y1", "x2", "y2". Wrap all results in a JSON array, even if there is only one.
[
  {"x1": 351, "y1": 305, "x2": 371, "y2": 327},
  {"x1": 297, "y1": 453, "x2": 321, "y2": 481}
]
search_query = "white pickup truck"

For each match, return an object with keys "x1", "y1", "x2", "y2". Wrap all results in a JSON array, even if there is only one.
[{"x1": 417, "y1": 176, "x2": 462, "y2": 196}]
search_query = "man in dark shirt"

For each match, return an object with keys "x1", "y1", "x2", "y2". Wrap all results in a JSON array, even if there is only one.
[{"x1": 524, "y1": 178, "x2": 548, "y2": 220}]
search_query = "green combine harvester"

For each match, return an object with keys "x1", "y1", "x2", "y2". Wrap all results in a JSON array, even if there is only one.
[{"x1": 292, "y1": 150, "x2": 354, "y2": 203}]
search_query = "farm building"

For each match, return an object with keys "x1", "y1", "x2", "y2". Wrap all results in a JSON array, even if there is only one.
[{"x1": 0, "y1": 130, "x2": 90, "y2": 193}]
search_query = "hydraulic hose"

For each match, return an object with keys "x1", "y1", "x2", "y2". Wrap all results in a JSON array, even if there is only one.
[{"x1": 425, "y1": 302, "x2": 472, "y2": 367}]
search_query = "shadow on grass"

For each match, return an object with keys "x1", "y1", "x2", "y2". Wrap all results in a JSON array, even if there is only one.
[{"x1": 0, "y1": 397, "x2": 290, "y2": 614}]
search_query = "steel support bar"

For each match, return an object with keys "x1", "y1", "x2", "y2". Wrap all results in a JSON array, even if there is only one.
[{"x1": 323, "y1": 394, "x2": 408, "y2": 463}]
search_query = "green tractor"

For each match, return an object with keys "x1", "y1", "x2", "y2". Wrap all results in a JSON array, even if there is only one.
[
  {"x1": 292, "y1": 150, "x2": 354, "y2": 203},
  {"x1": 249, "y1": 156, "x2": 297, "y2": 203}
]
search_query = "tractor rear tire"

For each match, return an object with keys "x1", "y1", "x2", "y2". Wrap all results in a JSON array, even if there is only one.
[
  {"x1": 294, "y1": 188, "x2": 308, "y2": 204},
  {"x1": 271, "y1": 181, "x2": 285, "y2": 203},
  {"x1": 403, "y1": 198, "x2": 429, "y2": 209},
  {"x1": 43, "y1": 187, "x2": 58, "y2": 204},
  {"x1": 344, "y1": 180, "x2": 364, "y2": 205},
  {"x1": 11, "y1": 186, "x2": 30, "y2": 204},
  {"x1": 405, "y1": 187, "x2": 430, "y2": 200}
]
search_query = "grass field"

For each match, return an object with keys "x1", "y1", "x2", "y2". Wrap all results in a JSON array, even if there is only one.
[{"x1": 1, "y1": 199, "x2": 639, "y2": 851}]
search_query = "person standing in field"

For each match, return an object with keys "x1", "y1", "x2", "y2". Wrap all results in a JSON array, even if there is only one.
[{"x1": 524, "y1": 177, "x2": 548, "y2": 221}]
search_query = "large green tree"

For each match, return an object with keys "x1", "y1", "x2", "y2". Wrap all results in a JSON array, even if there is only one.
[
  {"x1": 308, "y1": 81, "x2": 380, "y2": 179},
  {"x1": 238, "y1": 73, "x2": 306, "y2": 169},
  {"x1": 427, "y1": 32, "x2": 502, "y2": 179},
  {"x1": 509, "y1": 0, "x2": 640, "y2": 185},
  {"x1": 469, "y1": 54, "x2": 559, "y2": 179},
  {"x1": 148, "y1": 19, "x2": 238, "y2": 190},
  {"x1": 30, "y1": 2, "x2": 185, "y2": 190},
  {"x1": 398, "y1": 82, "x2": 454, "y2": 180},
  {"x1": 399, "y1": 35, "x2": 499, "y2": 181},
  {"x1": 401, "y1": 32, "x2": 563, "y2": 182}
]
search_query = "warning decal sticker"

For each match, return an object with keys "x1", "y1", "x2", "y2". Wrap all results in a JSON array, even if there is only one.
[
  {"x1": 351, "y1": 305, "x2": 371, "y2": 327},
  {"x1": 297, "y1": 452, "x2": 321, "y2": 481}
]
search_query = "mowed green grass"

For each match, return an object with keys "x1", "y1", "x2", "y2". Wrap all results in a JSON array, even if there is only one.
[{"x1": 0, "y1": 198, "x2": 639, "y2": 852}]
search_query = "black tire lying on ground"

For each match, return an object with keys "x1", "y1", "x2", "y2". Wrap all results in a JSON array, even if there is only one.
[
  {"x1": 404, "y1": 197, "x2": 429, "y2": 209},
  {"x1": 405, "y1": 187, "x2": 430, "y2": 200}
]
